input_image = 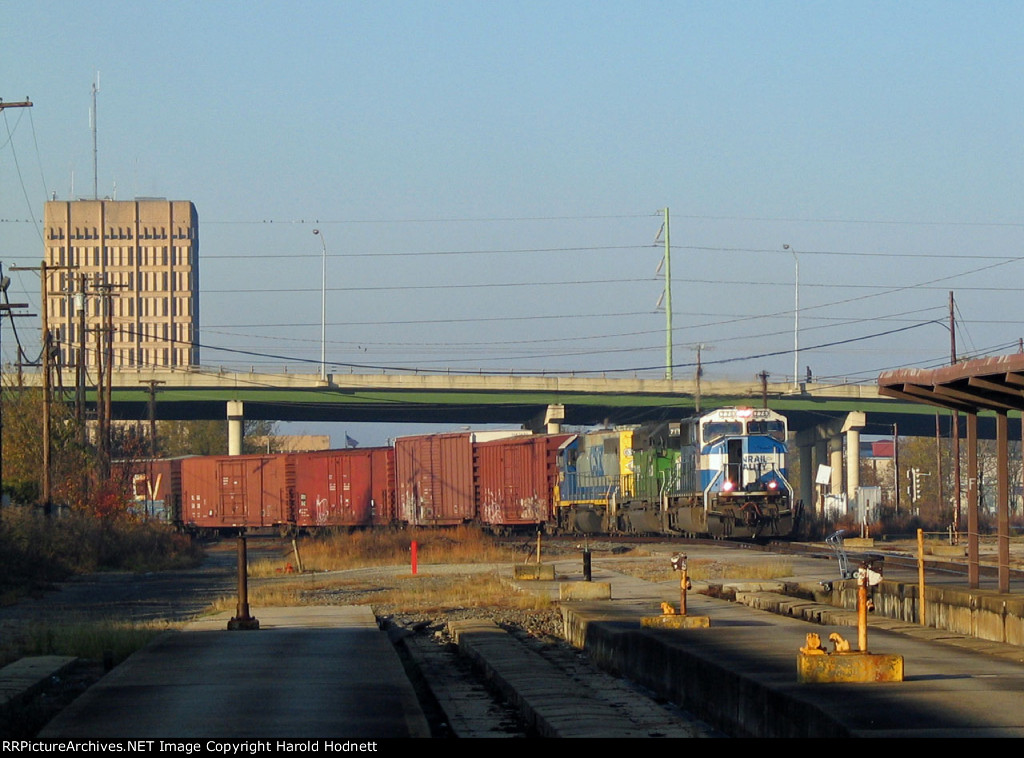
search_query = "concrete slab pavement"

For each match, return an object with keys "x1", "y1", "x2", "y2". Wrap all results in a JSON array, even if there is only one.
[{"x1": 39, "y1": 607, "x2": 430, "y2": 739}]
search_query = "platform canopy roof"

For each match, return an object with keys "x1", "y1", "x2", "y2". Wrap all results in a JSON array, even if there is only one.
[{"x1": 878, "y1": 354, "x2": 1024, "y2": 414}]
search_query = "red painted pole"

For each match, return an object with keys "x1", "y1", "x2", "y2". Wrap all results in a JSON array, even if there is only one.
[{"x1": 411, "y1": 540, "x2": 418, "y2": 575}]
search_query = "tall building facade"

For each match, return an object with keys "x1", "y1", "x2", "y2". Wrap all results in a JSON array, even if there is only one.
[{"x1": 44, "y1": 199, "x2": 199, "y2": 369}]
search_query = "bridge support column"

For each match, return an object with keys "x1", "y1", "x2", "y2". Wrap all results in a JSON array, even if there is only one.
[
  {"x1": 227, "y1": 401, "x2": 244, "y2": 456},
  {"x1": 531, "y1": 404, "x2": 565, "y2": 434},
  {"x1": 814, "y1": 439, "x2": 828, "y2": 515},
  {"x1": 829, "y1": 436, "x2": 844, "y2": 507},
  {"x1": 846, "y1": 427, "x2": 861, "y2": 500},
  {"x1": 795, "y1": 411, "x2": 866, "y2": 518},
  {"x1": 799, "y1": 443, "x2": 813, "y2": 514},
  {"x1": 842, "y1": 412, "x2": 866, "y2": 515}
]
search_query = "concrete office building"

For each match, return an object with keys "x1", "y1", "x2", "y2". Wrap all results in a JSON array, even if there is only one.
[{"x1": 44, "y1": 199, "x2": 199, "y2": 369}]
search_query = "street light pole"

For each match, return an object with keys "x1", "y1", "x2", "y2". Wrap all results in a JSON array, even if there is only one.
[
  {"x1": 784, "y1": 244, "x2": 799, "y2": 390},
  {"x1": 312, "y1": 229, "x2": 327, "y2": 380}
]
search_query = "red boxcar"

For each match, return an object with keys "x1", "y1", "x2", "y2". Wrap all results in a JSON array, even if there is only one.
[
  {"x1": 290, "y1": 447, "x2": 395, "y2": 528},
  {"x1": 475, "y1": 434, "x2": 572, "y2": 530},
  {"x1": 112, "y1": 457, "x2": 184, "y2": 523},
  {"x1": 394, "y1": 432, "x2": 477, "y2": 526},
  {"x1": 181, "y1": 454, "x2": 290, "y2": 530}
]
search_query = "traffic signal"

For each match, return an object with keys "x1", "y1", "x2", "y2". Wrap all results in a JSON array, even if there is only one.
[{"x1": 909, "y1": 467, "x2": 925, "y2": 503}]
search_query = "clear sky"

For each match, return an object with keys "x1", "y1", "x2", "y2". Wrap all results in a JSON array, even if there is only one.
[{"x1": 2, "y1": 1, "x2": 1023, "y2": 444}]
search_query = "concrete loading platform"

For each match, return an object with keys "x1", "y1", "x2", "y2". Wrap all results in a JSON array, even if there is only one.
[
  {"x1": 39, "y1": 607, "x2": 431, "y2": 739},
  {"x1": 549, "y1": 570, "x2": 1024, "y2": 738}
]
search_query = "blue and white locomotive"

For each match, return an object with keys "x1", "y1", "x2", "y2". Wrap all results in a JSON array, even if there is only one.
[
  {"x1": 673, "y1": 406, "x2": 794, "y2": 538},
  {"x1": 554, "y1": 407, "x2": 796, "y2": 539}
]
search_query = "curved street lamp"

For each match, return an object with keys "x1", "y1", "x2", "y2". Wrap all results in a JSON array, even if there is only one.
[{"x1": 313, "y1": 229, "x2": 327, "y2": 380}]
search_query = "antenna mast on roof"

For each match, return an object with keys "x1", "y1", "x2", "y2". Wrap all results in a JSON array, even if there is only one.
[{"x1": 91, "y1": 72, "x2": 99, "y2": 199}]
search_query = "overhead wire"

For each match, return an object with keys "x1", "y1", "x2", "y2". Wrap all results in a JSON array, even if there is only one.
[
  {"x1": 27, "y1": 108, "x2": 49, "y2": 206},
  {"x1": 1, "y1": 109, "x2": 43, "y2": 243},
  {"x1": 9, "y1": 206, "x2": 1024, "y2": 387}
]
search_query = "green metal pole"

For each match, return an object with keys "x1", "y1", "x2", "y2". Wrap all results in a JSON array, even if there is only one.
[{"x1": 664, "y1": 207, "x2": 672, "y2": 380}]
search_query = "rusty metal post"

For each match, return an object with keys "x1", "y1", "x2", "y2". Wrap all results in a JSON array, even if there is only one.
[
  {"x1": 997, "y1": 410, "x2": 1010, "y2": 593},
  {"x1": 235, "y1": 534, "x2": 249, "y2": 618},
  {"x1": 228, "y1": 533, "x2": 259, "y2": 630},
  {"x1": 411, "y1": 540, "x2": 418, "y2": 575},
  {"x1": 917, "y1": 528, "x2": 926, "y2": 626},
  {"x1": 967, "y1": 412, "x2": 979, "y2": 588},
  {"x1": 671, "y1": 553, "x2": 689, "y2": 615},
  {"x1": 857, "y1": 573, "x2": 868, "y2": 652},
  {"x1": 535, "y1": 529, "x2": 542, "y2": 565}
]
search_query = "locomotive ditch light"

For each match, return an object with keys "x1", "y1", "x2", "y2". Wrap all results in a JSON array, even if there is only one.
[{"x1": 722, "y1": 480, "x2": 735, "y2": 492}]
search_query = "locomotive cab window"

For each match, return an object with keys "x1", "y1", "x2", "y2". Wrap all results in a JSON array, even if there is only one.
[
  {"x1": 702, "y1": 421, "x2": 742, "y2": 446},
  {"x1": 747, "y1": 420, "x2": 786, "y2": 442}
]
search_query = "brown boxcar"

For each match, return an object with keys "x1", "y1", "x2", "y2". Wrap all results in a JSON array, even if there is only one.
[
  {"x1": 394, "y1": 432, "x2": 477, "y2": 526},
  {"x1": 290, "y1": 447, "x2": 395, "y2": 528},
  {"x1": 181, "y1": 454, "x2": 290, "y2": 530},
  {"x1": 475, "y1": 434, "x2": 572, "y2": 530}
]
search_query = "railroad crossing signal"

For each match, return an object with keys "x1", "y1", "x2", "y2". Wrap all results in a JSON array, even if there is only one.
[{"x1": 907, "y1": 468, "x2": 927, "y2": 503}]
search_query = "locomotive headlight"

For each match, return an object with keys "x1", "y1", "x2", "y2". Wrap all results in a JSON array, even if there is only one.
[
  {"x1": 722, "y1": 480, "x2": 735, "y2": 492},
  {"x1": 768, "y1": 480, "x2": 778, "y2": 490}
]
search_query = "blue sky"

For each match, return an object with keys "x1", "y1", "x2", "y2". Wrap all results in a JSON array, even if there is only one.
[{"x1": 2, "y1": 2, "x2": 1023, "y2": 443}]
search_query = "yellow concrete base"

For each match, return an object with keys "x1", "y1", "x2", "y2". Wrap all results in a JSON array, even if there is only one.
[
  {"x1": 560, "y1": 582, "x2": 611, "y2": 600},
  {"x1": 641, "y1": 615, "x2": 711, "y2": 630},
  {"x1": 797, "y1": 651, "x2": 904, "y2": 683},
  {"x1": 514, "y1": 564, "x2": 555, "y2": 581}
]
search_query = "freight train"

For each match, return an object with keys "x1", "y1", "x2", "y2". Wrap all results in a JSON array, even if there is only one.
[{"x1": 123, "y1": 407, "x2": 796, "y2": 540}]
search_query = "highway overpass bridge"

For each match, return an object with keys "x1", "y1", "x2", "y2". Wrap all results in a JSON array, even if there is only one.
[
  {"x1": 22, "y1": 367, "x2": 1016, "y2": 508},
  {"x1": 28, "y1": 366, "x2": 978, "y2": 434}
]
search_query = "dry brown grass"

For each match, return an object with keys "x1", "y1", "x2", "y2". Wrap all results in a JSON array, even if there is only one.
[
  {"x1": 251, "y1": 526, "x2": 518, "y2": 576},
  {"x1": 0, "y1": 507, "x2": 203, "y2": 589},
  {"x1": 205, "y1": 569, "x2": 549, "y2": 616},
  {"x1": 4, "y1": 618, "x2": 178, "y2": 668},
  {"x1": 610, "y1": 557, "x2": 793, "y2": 583}
]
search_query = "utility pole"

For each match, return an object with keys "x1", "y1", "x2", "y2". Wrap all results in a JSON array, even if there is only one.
[
  {"x1": 0, "y1": 99, "x2": 33, "y2": 116},
  {"x1": 950, "y1": 291, "x2": 961, "y2": 543},
  {"x1": 663, "y1": 208, "x2": 672, "y2": 380},
  {"x1": 75, "y1": 273, "x2": 87, "y2": 439},
  {"x1": 41, "y1": 261, "x2": 52, "y2": 513},
  {"x1": 758, "y1": 370, "x2": 769, "y2": 408},
  {"x1": 0, "y1": 267, "x2": 32, "y2": 520},
  {"x1": 95, "y1": 312, "x2": 106, "y2": 475},
  {"x1": 655, "y1": 209, "x2": 673, "y2": 379},
  {"x1": 92, "y1": 276, "x2": 123, "y2": 477},
  {"x1": 141, "y1": 380, "x2": 164, "y2": 457},
  {"x1": 893, "y1": 423, "x2": 900, "y2": 514},
  {"x1": 10, "y1": 260, "x2": 55, "y2": 512},
  {"x1": 695, "y1": 344, "x2": 704, "y2": 413}
]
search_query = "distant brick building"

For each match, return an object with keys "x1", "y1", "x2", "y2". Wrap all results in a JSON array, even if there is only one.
[{"x1": 44, "y1": 199, "x2": 199, "y2": 369}]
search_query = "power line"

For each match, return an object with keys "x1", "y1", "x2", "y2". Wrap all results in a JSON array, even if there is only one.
[
  {"x1": 678, "y1": 245, "x2": 1024, "y2": 260},
  {"x1": 201, "y1": 244, "x2": 651, "y2": 260}
]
